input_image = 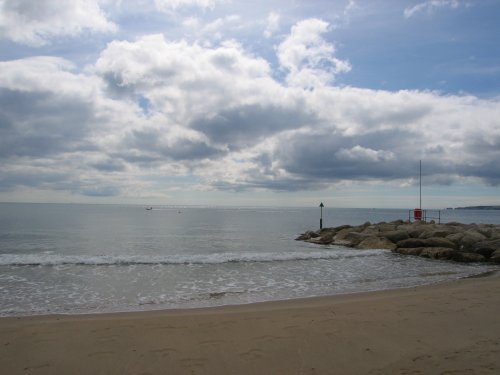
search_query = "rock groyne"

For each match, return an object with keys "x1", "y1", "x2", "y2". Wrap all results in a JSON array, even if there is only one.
[{"x1": 296, "y1": 220, "x2": 500, "y2": 263}]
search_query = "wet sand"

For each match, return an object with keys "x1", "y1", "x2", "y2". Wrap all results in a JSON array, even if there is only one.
[{"x1": 1, "y1": 271, "x2": 499, "y2": 374}]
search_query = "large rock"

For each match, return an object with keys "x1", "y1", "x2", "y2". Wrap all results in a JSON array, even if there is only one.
[
  {"x1": 357, "y1": 236, "x2": 396, "y2": 250},
  {"x1": 342, "y1": 231, "x2": 370, "y2": 246},
  {"x1": 393, "y1": 247, "x2": 424, "y2": 256},
  {"x1": 419, "y1": 247, "x2": 456, "y2": 260},
  {"x1": 334, "y1": 228, "x2": 359, "y2": 241},
  {"x1": 361, "y1": 226, "x2": 381, "y2": 236},
  {"x1": 397, "y1": 223, "x2": 428, "y2": 238},
  {"x1": 312, "y1": 232, "x2": 336, "y2": 245},
  {"x1": 376, "y1": 223, "x2": 398, "y2": 232},
  {"x1": 452, "y1": 252, "x2": 486, "y2": 263},
  {"x1": 295, "y1": 230, "x2": 319, "y2": 241},
  {"x1": 419, "y1": 228, "x2": 457, "y2": 239},
  {"x1": 446, "y1": 232, "x2": 464, "y2": 245},
  {"x1": 471, "y1": 239, "x2": 500, "y2": 258},
  {"x1": 474, "y1": 225, "x2": 500, "y2": 239},
  {"x1": 296, "y1": 220, "x2": 500, "y2": 263},
  {"x1": 383, "y1": 230, "x2": 410, "y2": 243},
  {"x1": 424, "y1": 237, "x2": 457, "y2": 250},
  {"x1": 396, "y1": 238, "x2": 428, "y2": 248},
  {"x1": 490, "y1": 249, "x2": 500, "y2": 263},
  {"x1": 459, "y1": 230, "x2": 487, "y2": 251}
]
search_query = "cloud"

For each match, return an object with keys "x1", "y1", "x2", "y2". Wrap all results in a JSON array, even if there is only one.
[
  {"x1": 336, "y1": 145, "x2": 396, "y2": 163},
  {"x1": 277, "y1": 18, "x2": 351, "y2": 89},
  {"x1": 201, "y1": 14, "x2": 242, "y2": 40},
  {"x1": 0, "y1": 57, "x2": 99, "y2": 158},
  {"x1": 404, "y1": 0, "x2": 461, "y2": 18},
  {"x1": 264, "y1": 11, "x2": 280, "y2": 38},
  {"x1": 94, "y1": 34, "x2": 279, "y2": 124},
  {"x1": 0, "y1": 0, "x2": 117, "y2": 46},
  {"x1": 154, "y1": 0, "x2": 219, "y2": 12},
  {"x1": 1, "y1": 16, "x2": 500, "y2": 200},
  {"x1": 190, "y1": 103, "x2": 315, "y2": 150}
]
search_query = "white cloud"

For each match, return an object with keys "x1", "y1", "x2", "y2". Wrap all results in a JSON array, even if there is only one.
[
  {"x1": 202, "y1": 14, "x2": 241, "y2": 40},
  {"x1": 154, "y1": 0, "x2": 219, "y2": 12},
  {"x1": 277, "y1": 18, "x2": 351, "y2": 89},
  {"x1": 94, "y1": 34, "x2": 279, "y2": 125},
  {"x1": 1, "y1": 14, "x2": 500, "y2": 200},
  {"x1": 0, "y1": 0, "x2": 117, "y2": 46},
  {"x1": 336, "y1": 145, "x2": 396, "y2": 162},
  {"x1": 264, "y1": 11, "x2": 280, "y2": 38},
  {"x1": 404, "y1": 0, "x2": 461, "y2": 18}
]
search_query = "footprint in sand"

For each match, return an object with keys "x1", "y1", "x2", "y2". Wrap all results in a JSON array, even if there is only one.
[
  {"x1": 412, "y1": 354, "x2": 432, "y2": 362},
  {"x1": 240, "y1": 349, "x2": 264, "y2": 360},
  {"x1": 88, "y1": 351, "x2": 115, "y2": 357},
  {"x1": 150, "y1": 347, "x2": 177, "y2": 356},
  {"x1": 180, "y1": 357, "x2": 208, "y2": 368},
  {"x1": 198, "y1": 339, "x2": 226, "y2": 345}
]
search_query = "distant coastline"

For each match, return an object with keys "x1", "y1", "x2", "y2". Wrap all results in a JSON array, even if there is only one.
[{"x1": 455, "y1": 205, "x2": 500, "y2": 210}]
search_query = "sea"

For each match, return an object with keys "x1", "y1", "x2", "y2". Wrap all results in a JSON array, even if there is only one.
[{"x1": 0, "y1": 203, "x2": 499, "y2": 317}]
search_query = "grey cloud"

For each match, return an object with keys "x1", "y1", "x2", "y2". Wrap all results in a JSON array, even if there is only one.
[
  {"x1": 458, "y1": 161, "x2": 500, "y2": 186},
  {"x1": 90, "y1": 159, "x2": 126, "y2": 172},
  {"x1": 0, "y1": 170, "x2": 70, "y2": 192},
  {"x1": 100, "y1": 72, "x2": 136, "y2": 98},
  {"x1": 191, "y1": 103, "x2": 315, "y2": 149},
  {"x1": 275, "y1": 132, "x2": 412, "y2": 180},
  {"x1": 76, "y1": 185, "x2": 120, "y2": 197},
  {"x1": 0, "y1": 168, "x2": 122, "y2": 197},
  {"x1": 123, "y1": 129, "x2": 224, "y2": 162},
  {"x1": 210, "y1": 177, "x2": 327, "y2": 193},
  {"x1": 0, "y1": 88, "x2": 96, "y2": 158}
]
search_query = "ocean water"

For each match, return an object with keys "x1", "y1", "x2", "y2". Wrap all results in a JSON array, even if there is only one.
[{"x1": 0, "y1": 203, "x2": 498, "y2": 316}]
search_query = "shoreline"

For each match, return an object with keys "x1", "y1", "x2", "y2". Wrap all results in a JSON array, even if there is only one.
[
  {"x1": 2, "y1": 268, "x2": 495, "y2": 319},
  {"x1": 1, "y1": 271, "x2": 499, "y2": 374}
]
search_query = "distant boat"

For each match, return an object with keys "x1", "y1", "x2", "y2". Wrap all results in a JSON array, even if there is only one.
[{"x1": 146, "y1": 207, "x2": 153, "y2": 211}]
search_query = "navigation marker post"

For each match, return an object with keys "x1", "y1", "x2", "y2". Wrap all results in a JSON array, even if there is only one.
[{"x1": 319, "y1": 202, "x2": 324, "y2": 230}]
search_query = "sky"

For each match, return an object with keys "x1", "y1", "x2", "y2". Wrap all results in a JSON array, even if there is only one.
[{"x1": 0, "y1": 0, "x2": 499, "y2": 208}]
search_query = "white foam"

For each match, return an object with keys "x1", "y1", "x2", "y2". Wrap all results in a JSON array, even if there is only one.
[{"x1": 0, "y1": 249, "x2": 384, "y2": 267}]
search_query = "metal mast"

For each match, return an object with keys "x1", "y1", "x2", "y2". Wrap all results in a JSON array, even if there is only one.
[{"x1": 419, "y1": 160, "x2": 422, "y2": 209}]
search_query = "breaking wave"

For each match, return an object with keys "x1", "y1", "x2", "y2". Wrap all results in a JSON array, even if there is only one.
[{"x1": 0, "y1": 249, "x2": 384, "y2": 267}]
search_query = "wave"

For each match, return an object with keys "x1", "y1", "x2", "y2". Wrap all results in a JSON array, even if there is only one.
[{"x1": 0, "y1": 249, "x2": 384, "y2": 267}]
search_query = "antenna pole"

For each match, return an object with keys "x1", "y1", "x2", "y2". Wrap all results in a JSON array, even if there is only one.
[{"x1": 419, "y1": 160, "x2": 422, "y2": 209}]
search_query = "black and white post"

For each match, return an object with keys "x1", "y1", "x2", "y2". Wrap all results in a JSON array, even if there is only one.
[{"x1": 319, "y1": 202, "x2": 324, "y2": 230}]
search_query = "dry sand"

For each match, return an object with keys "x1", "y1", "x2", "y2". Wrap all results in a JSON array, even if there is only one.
[{"x1": 1, "y1": 272, "x2": 499, "y2": 375}]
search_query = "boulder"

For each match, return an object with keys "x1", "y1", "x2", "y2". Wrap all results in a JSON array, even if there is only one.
[
  {"x1": 452, "y1": 252, "x2": 486, "y2": 263},
  {"x1": 419, "y1": 229, "x2": 457, "y2": 239},
  {"x1": 419, "y1": 247, "x2": 456, "y2": 260},
  {"x1": 459, "y1": 230, "x2": 487, "y2": 251},
  {"x1": 295, "y1": 230, "x2": 319, "y2": 241},
  {"x1": 424, "y1": 237, "x2": 457, "y2": 250},
  {"x1": 473, "y1": 224, "x2": 500, "y2": 239},
  {"x1": 446, "y1": 233, "x2": 464, "y2": 245},
  {"x1": 342, "y1": 231, "x2": 370, "y2": 246},
  {"x1": 331, "y1": 225, "x2": 353, "y2": 232},
  {"x1": 361, "y1": 226, "x2": 381, "y2": 236},
  {"x1": 315, "y1": 231, "x2": 336, "y2": 245},
  {"x1": 393, "y1": 247, "x2": 424, "y2": 256},
  {"x1": 376, "y1": 223, "x2": 397, "y2": 232},
  {"x1": 394, "y1": 223, "x2": 429, "y2": 238},
  {"x1": 357, "y1": 236, "x2": 396, "y2": 250},
  {"x1": 383, "y1": 230, "x2": 410, "y2": 243},
  {"x1": 334, "y1": 228, "x2": 359, "y2": 241},
  {"x1": 471, "y1": 239, "x2": 500, "y2": 258},
  {"x1": 490, "y1": 249, "x2": 500, "y2": 263},
  {"x1": 297, "y1": 220, "x2": 500, "y2": 263},
  {"x1": 396, "y1": 238, "x2": 428, "y2": 248}
]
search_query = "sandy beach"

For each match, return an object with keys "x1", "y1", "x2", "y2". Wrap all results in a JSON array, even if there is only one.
[{"x1": 1, "y1": 272, "x2": 499, "y2": 375}]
